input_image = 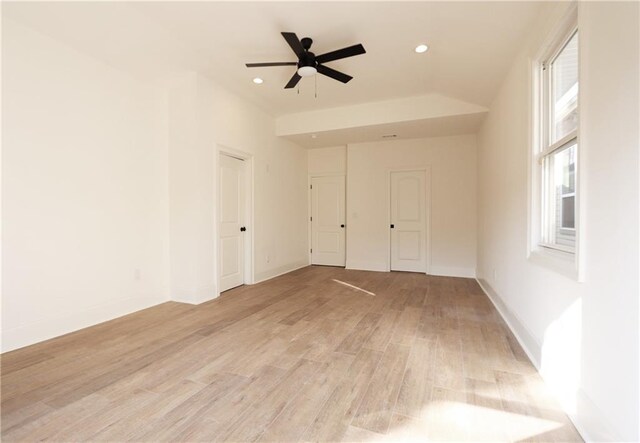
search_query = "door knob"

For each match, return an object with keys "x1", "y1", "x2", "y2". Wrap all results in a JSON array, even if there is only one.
[
  {"x1": 240, "y1": 226, "x2": 246, "y2": 232},
  {"x1": 390, "y1": 224, "x2": 395, "y2": 229},
  {"x1": 340, "y1": 224, "x2": 345, "y2": 228}
]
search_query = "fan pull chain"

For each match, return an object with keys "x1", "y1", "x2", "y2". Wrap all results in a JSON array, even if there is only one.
[{"x1": 315, "y1": 74, "x2": 317, "y2": 99}]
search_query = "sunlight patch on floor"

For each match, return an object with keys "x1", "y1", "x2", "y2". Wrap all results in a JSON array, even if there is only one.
[
  {"x1": 332, "y1": 279, "x2": 376, "y2": 296},
  {"x1": 345, "y1": 400, "x2": 562, "y2": 442}
]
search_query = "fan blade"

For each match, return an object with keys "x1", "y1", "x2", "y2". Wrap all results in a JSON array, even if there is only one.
[
  {"x1": 284, "y1": 72, "x2": 302, "y2": 89},
  {"x1": 281, "y1": 32, "x2": 305, "y2": 58},
  {"x1": 246, "y1": 62, "x2": 297, "y2": 68},
  {"x1": 316, "y1": 44, "x2": 366, "y2": 64},
  {"x1": 317, "y1": 64, "x2": 353, "y2": 83}
]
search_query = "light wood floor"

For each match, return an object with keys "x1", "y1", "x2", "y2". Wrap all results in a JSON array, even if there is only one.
[{"x1": 1, "y1": 266, "x2": 581, "y2": 442}]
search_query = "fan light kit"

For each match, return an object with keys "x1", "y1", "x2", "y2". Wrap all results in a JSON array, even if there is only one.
[
  {"x1": 252, "y1": 77, "x2": 264, "y2": 84},
  {"x1": 415, "y1": 44, "x2": 429, "y2": 53},
  {"x1": 297, "y1": 66, "x2": 317, "y2": 77},
  {"x1": 246, "y1": 32, "x2": 366, "y2": 89}
]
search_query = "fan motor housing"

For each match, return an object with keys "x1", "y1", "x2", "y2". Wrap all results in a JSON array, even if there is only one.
[{"x1": 298, "y1": 51, "x2": 317, "y2": 68}]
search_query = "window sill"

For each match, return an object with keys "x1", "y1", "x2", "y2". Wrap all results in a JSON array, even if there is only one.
[
  {"x1": 538, "y1": 242, "x2": 575, "y2": 254},
  {"x1": 528, "y1": 247, "x2": 580, "y2": 281}
]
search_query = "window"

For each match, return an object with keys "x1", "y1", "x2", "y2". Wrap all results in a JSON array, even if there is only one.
[{"x1": 538, "y1": 28, "x2": 578, "y2": 253}]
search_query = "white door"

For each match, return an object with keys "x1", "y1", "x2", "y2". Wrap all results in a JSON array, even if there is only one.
[
  {"x1": 311, "y1": 175, "x2": 346, "y2": 266},
  {"x1": 390, "y1": 170, "x2": 427, "y2": 272},
  {"x1": 219, "y1": 154, "x2": 245, "y2": 292}
]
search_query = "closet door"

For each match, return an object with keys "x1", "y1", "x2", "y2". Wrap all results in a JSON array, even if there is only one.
[
  {"x1": 311, "y1": 175, "x2": 346, "y2": 267},
  {"x1": 390, "y1": 170, "x2": 426, "y2": 272}
]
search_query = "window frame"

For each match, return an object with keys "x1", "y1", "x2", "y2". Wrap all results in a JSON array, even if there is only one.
[
  {"x1": 528, "y1": 5, "x2": 582, "y2": 280},
  {"x1": 539, "y1": 138, "x2": 577, "y2": 253}
]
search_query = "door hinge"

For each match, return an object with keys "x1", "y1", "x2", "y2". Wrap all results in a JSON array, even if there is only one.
[
  {"x1": 310, "y1": 216, "x2": 312, "y2": 221},
  {"x1": 310, "y1": 248, "x2": 312, "y2": 253},
  {"x1": 310, "y1": 184, "x2": 312, "y2": 189}
]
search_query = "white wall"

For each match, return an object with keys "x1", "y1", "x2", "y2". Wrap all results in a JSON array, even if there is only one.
[
  {"x1": 1, "y1": 20, "x2": 170, "y2": 352},
  {"x1": 165, "y1": 72, "x2": 309, "y2": 303},
  {"x1": 2, "y1": 19, "x2": 309, "y2": 350},
  {"x1": 165, "y1": 72, "x2": 216, "y2": 304},
  {"x1": 477, "y1": 2, "x2": 639, "y2": 441},
  {"x1": 308, "y1": 146, "x2": 346, "y2": 175},
  {"x1": 339, "y1": 136, "x2": 477, "y2": 277},
  {"x1": 211, "y1": 80, "x2": 309, "y2": 284}
]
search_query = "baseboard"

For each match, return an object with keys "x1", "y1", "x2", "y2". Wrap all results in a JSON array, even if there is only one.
[
  {"x1": 571, "y1": 388, "x2": 624, "y2": 442},
  {"x1": 345, "y1": 262, "x2": 476, "y2": 278},
  {"x1": 430, "y1": 266, "x2": 476, "y2": 278},
  {"x1": 476, "y1": 277, "x2": 621, "y2": 442},
  {"x1": 476, "y1": 278, "x2": 542, "y2": 366},
  {"x1": 253, "y1": 260, "x2": 309, "y2": 284},
  {"x1": 171, "y1": 283, "x2": 218, "y2": 305},
  {"x1": 1, "y1": 294, "x2": 167, "y2": 353},
  {"x1": 345, "y1": 260, "x2": 388, "y2": 272}
]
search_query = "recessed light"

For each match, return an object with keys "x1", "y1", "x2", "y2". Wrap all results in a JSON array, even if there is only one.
[
  {"x1": 415, "y1": 44, "x2": 429, "y2": 53},
  {"x1": 311, "y1": 134, "x2": 318, "y2": 139},
  {"x1": 252, "y1": 77, "x2": 264, "y2": 84}
]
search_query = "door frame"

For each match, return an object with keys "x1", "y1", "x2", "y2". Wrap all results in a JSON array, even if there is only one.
[
  {"x1": 308, "y1": 173, "x2": 347, "y2": 266},
  {"x1": 387, "y1": 166, "x2": 432, "y2": 274},
  {"x1": 216, "y1": 145, "x2": 254, "y2": 297}
]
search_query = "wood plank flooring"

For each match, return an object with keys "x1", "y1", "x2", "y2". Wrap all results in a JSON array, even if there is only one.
[{"x1": 1, "y1": 266, "x2": 582, "y2": 442}]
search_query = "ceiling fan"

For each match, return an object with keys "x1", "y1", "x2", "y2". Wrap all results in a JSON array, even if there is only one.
[{"x1": 246, "y1": 32, "x2": 366, "y2": 89}]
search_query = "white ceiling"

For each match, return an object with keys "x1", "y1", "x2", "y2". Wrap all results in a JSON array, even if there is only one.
[
  {"x1": 4, "y1": 1, "x2": 543, "y2": 117},
  {"x1": 276, "y1": 92, "x2": 488, "y2": 148},
  {"x1": 283, "y1": 112, "x2": 486, "y2": 149}
]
